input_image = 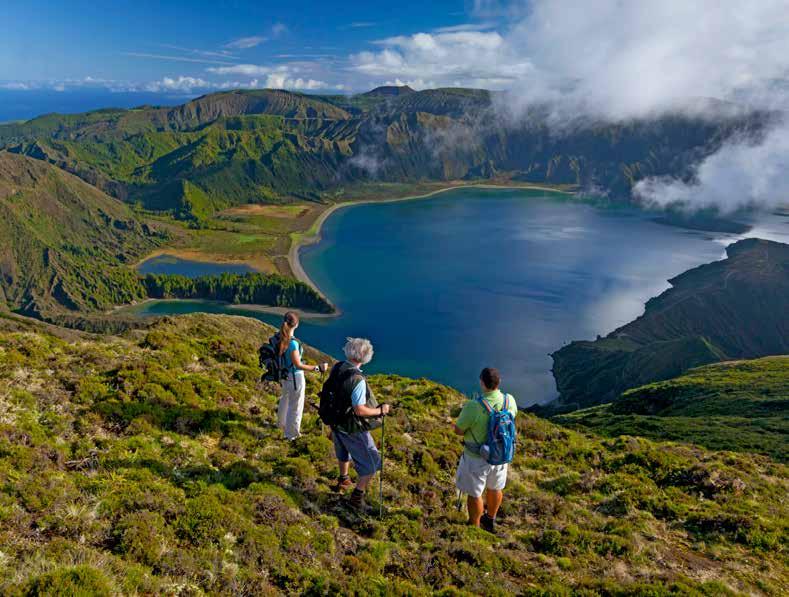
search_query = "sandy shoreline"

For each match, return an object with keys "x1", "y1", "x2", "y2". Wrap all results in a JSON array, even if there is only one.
[
  {"x1": 113, "y1": 298, "x2": 337, "y2": 320},
  {"x1": 287, "y1": 182, "x2": 575, "y2": 300}
]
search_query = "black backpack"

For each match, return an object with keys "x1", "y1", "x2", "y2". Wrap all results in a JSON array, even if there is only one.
[
  {"x1": 318, "y1": 362, "x2": 355, "y2": 427},
  {"x1": 318, "y1": 362, "x2": 381, "y2": 431},
  {"x1": 259, "y1": 333, "x2": 294, "y2": 387}
]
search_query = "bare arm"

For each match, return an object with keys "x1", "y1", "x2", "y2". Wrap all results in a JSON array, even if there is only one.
[
  {"x1": 290, "y1": 348, "x2": 327, "y2": 373},
  {"x1": 453, "y1": 424, "x2": 465, "y2": 436},
  {"x1": 354, "y1": 403, "x2": 391, "y2": 417}
]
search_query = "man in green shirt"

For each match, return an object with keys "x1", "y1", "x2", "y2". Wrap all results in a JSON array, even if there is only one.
[{"x1": 453, "y1": 367, "x2": 518, "y2": 533}]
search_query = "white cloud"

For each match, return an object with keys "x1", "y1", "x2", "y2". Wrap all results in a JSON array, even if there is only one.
[
  {"x1": 208, "y1": 64, "x2": 271, "y2": 76},
  {"x1": 225, "y1": 36, "x2": 267, "y2": 50},
  {"x1": 0, "y1": 82, "x2": 33, "y2": 90},
  {"x1": 635, "y1": 121, "x2": 789, "y2": 213},
  {"x1": 351, "y1": 30, "x2": 530, "y2": 89},
  {"x1": 144, "y1": 76, "x2": 210, "y2": 93},
  {"x1": 225, "y1": 24, "x2": 286, "y2": 50},
  {"x1": 123, "y1": 52, "x2": 234, "y2": 66},
  {"x1": 431, "y1": 23, "x2": 495, "y2": 34},
  {"x1": 207, "y1": 64, "x2": 331, "y2": 90},
  {"x1": 498, "y1": 0, "x2": 789, "y2": 121}
]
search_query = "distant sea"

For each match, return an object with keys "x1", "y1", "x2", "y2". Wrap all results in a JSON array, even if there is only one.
[
  {"x1": 125, "y1": 188, "x2": 789, "y2": 405},
  {"x1": 0, "y1": 89, "x2": 200, "y2": 122}
]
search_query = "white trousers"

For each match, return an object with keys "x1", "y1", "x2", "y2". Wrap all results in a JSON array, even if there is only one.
[{"x1": 278, "y1": 371, "x2": 305, "y2": 440}]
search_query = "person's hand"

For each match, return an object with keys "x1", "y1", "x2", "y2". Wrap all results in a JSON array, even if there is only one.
[
  {"x1": 380, "y1": 404, "x2": 391, "y2": 416},
  {"x1": 319, "y1": 362, "x2": 329, "y2": 373}
]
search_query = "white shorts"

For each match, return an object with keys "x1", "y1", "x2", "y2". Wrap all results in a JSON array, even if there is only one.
[{"x1": 455, "y1": 453, "x2": 508, "y2": 498}]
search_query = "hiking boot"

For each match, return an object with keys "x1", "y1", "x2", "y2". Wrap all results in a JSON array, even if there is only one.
[
  {"x1": 480, "y1": 513, "x2": 497, "y2": 534},
  {"x1": 334, "y1": 475, "x2": 353, "y2": 493},
  {"x1": 349, "y1": 489, "x2": 368, "y2": 512}
]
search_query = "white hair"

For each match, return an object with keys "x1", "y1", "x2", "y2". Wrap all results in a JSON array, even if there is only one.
[{"x1": 343, "y1": 337, "x2": 374, "y2": 365}]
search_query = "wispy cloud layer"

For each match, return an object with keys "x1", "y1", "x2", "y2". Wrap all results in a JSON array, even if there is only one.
[
  {"x1": 225, "y1": 36, "x2": 267, "y2": 50},
  {"x1": 123, "y1": 52, "x2": 234, "y2": 66}
]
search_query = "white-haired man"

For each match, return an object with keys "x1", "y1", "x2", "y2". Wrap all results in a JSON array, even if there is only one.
[{"x1": 324, "y1": 337, "x2": 391, "y2": 511}]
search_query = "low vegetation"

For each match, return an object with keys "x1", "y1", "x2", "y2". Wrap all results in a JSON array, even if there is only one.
[
  {"x1": 554, "y1": 356, "x2": 788, "y2": 462},
  {"x1": 0, "y1": 314, "x2": 785, "y2": 595}
]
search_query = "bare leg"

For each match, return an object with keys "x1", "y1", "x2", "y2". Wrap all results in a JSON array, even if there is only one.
[
  {"x1": 356, "y1": 474, "x2": 373, "y2": 491},
  {"x1": 338, "y1": 460, "x2": 350, "y2": 477},
  {"x1": 467, "y1": 495, "x2": 484, "y2": 526},
  {"x1": 486, "y1": 489, "x2": 503, "y2": 519}
]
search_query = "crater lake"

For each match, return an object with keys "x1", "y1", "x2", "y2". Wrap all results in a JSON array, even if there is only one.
[{"x1": 127, "y1": 188, "x2": 789, "y2": 405}]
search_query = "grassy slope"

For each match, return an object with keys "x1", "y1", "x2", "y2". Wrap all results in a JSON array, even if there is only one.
[
  {"x1": 553, "y1": 356, "x2": 789, "y2": 462},
  {"x1": 0, "y1": 152, "x2": 163, "y2": 316},
  {"x1": 0, "y1": 314, "x2": 785, "y2": 595}
]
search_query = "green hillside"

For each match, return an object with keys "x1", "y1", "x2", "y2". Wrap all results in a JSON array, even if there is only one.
[
  {"x1": 545, "y1": 238, "x2": 789, "y2": 414},
  {"x1": 0, "y1": 152, "x2": 332, "y2": 328},
  {"x1": 0, "y1": 152, "x2": 163, "y2": 317},
  {"x1": 0, "y1": 88, "x2": 767, "y2": 222},
  {"x1": 0, "y1": 313, "x2": 786, "y2": 594},
  {"x1": 554, "y1": 356, "x2": 789, "y2": 461}
]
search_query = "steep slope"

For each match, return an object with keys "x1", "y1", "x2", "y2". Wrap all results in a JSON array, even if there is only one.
[
  {"x1": 545, "y1": 238, "x2": 789, "y2": 414},
  {"x1": 0, "y1": 313, "x2": 785, "y2": 594},
  {"x1": 0, "y1": 88, "x2": 768, "y2": 220},
  {"x1": 554, "y1": 356, "x2": 789, "y2": 461},
  {"x1": 0, "y1": 152, "x2": 164, "y2": 317}
]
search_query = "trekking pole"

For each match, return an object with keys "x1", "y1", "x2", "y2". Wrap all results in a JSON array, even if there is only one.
[{"x1": 379, "y1": 411, "x2": 386, "y2": 520}]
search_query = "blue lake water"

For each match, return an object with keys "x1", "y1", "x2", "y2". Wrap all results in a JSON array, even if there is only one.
[
  {"x1": 137, "y1": 254, "x2": 255, "y2": 277},
  {"x1": 126, "y1": 189, "x2": 789, "y2": 405}
]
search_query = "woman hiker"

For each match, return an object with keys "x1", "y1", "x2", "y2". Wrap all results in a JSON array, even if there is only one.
[{"x1": 276, "y1": 311, "x2": 328, "y2": 441}]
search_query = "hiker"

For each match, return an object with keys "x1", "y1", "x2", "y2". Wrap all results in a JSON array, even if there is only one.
[
  {"x1": 454, "y1": 367, "x2": 517, "y2": 533},
  {"x1": 274, "y1": 311, "x2": 328, "y2": 441},
  {"x1": 319, "y1": 337, "x2": 391, "y2": 511}
]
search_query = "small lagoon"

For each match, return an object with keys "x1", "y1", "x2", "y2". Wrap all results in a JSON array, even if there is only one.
[
  {"x1": 138, "y1": 254, "x2": 255, "y2": 277},
  {"x1": 128, "y1": 189, "x2": 789, "y2": 405}
]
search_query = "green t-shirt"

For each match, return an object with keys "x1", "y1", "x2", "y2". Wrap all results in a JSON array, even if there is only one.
[{"x1": 456, "y1": 389, "x2": 518, "y2": 459}]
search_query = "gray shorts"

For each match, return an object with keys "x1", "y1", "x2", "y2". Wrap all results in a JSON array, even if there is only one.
[
  {"x1": 455, "y1": 453, "x2": 508, "y2": 498},
  {"x1": 332, "y1": 429, "x2": 381, "y2": 478}
]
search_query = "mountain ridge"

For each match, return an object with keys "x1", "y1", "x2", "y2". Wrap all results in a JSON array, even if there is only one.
[
  {"x1": 0, "y1": 87, "x2": 769, "y2": 222},
  {"x1": 544, "y1": 238, "x2": 789, "y2": 414}
]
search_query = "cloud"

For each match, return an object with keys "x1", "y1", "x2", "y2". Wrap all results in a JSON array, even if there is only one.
[
  {"x1": 634, "y1": 121, "x2": 789, "y2": 214},
  {"x1": 208, "y1": 64, "x2": 331, "y2": 90},
  {"x1": 271, "y1": 23, "x2": 288, "y2": 37},
  {"x1": 123, "y1": 52, "x2": 234, "y2": 65},
  {"x1": 225, "y1": 36, "x2": 267, "y2": 50},
  {"x1": 498, "y1": 0, "x2": 789, "y2": 122},
  {"x1": 0, "y1": 82, "x2": 33, "y2": 90},
  {"x1": 225, "y1": 24, "x2": 286, "y2": 50},
  {"x1": 431, "y1": 23, "x2": 495, "y2": 34},
  {"x1": 350, "y1": 31, "x2": 530, "y2": 89},
  {"x1": 208, "y1": 64, "x2": 271, "y2": 76},
  {"x1": 144, "y1": 76, "x2": 211, "y2": 93},
  {"x1": 346, "y1": 21, "x2": 377, "y2": 28}
]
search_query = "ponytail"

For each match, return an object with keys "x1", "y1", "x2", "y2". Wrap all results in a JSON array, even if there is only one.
[{"x1": 278, "y1": 311, "x2": 299, "y2": 356}]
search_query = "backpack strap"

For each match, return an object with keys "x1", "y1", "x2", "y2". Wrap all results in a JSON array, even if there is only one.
[{"x1": 476, "y1": 395, "x2": 494, "y2": 414}]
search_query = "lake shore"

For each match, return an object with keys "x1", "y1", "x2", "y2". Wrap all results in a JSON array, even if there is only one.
[
  {"x1": 114, "y1": 298, "x2": 337, "y2": 320},
  {"x1": 288, "y1": 182, "x2": 575, "y2": 299}
]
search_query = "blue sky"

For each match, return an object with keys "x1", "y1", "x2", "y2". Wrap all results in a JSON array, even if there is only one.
[{"x1": 1, "y1": 0, "x2": 506, "y2": 96}]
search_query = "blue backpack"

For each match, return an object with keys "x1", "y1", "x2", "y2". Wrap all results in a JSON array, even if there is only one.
[{"x1": 477, "y1": 394, "x2": 517, "y2": 465}]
